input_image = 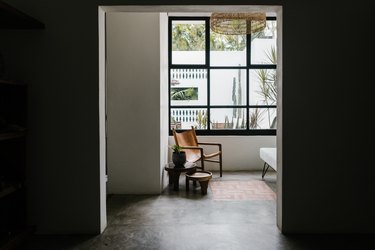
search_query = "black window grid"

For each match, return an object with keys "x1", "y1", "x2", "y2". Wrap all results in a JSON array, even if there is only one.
[{"x1": 168, "y1": 16, "x2": 277, "y2": 136}]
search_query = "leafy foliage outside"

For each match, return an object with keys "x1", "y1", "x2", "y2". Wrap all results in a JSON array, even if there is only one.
[
  {"x1": 171, "y1": 87, "x2": 198, "y2": 100},
  {"x1": 172, "y1": 23, "x2": 246, "y2": 51},
  {"x1": 172, "y1": 24, "x2": 205, "y2": 51},
  {"x1": 172, "y1": 22, "x2": 274, "y2": 52},
  {"x1": 211, "y1": 33, "x2": 246, "y2": 51}
]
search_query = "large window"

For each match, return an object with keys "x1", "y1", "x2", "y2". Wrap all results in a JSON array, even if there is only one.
[{"x1": 169, "y1": 16, "x2": 277, "y2": 135}]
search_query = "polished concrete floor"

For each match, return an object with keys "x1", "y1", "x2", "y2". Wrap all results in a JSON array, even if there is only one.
[{"x1": 20, "y1": 171, "x2": 373, "y2": 250}]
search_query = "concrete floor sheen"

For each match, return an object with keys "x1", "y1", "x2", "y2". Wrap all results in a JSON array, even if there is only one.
[{"x1": 20, "y1": 171, "x2": 373, "y2": 250}]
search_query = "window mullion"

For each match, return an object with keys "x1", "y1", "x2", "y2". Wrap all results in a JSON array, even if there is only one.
[
  {"x1": 246, "y1": 33, "x2": 251, "y2": 131},
  {"x1": 205, "y1": 18, "x2": 211, "y2": 132}
]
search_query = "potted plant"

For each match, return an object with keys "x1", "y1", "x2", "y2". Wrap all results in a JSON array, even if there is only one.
[{"x1": 171, "y1": 144, "x2": 186, "y2": 168}]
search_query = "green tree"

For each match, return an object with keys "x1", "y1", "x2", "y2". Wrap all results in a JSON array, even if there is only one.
[
  {"x1": 210, "y1": 33, "x2": 246, "y2": 51},
  {"x1": 172, "y1": 24, "x2": 205, "y2": 51},
  {"x1": 172, "y1": 23, "x2": 247, "y2": 52}
]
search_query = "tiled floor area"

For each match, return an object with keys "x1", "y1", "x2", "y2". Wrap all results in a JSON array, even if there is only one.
[{"x1": 20, "y1": 171, "x2": 373, "y2": 249}]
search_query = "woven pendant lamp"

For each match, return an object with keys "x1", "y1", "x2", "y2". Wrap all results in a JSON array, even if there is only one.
[{"x1": 210, "y1": 12, "x2": 266, "y2": 35}]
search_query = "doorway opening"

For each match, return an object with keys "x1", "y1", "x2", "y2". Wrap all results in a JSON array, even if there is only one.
[{"x1": 98, "y1": 5, "x2": 283, "y2": 233}]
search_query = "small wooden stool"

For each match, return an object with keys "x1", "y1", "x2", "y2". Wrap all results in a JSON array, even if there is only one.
[{"x1": 185, "y1": 171, "x2": 212, "y2": 195}]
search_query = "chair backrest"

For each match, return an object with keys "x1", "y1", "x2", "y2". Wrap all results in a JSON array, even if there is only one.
[{"x1": 173, "y1": 126, "x2": 201, "y2": 162}]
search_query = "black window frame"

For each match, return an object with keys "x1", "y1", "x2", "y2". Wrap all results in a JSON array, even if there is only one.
[{"x1": 168, "y1": 16, "x2": 277, "y2": 136}]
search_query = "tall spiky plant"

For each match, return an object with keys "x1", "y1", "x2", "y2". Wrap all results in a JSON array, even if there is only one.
[
  {"x1": 249, "y1": 107, "x2": 263, "y2": 129},
  {"x1": 196, "y1": 110, "x2": 207, "y2": 129},
  {"x1": 224, "y1": 115, "x2": 230, "y2": 128},
  {"x1": 255, "y1": 45, "x2": 277, "y2": 128}
]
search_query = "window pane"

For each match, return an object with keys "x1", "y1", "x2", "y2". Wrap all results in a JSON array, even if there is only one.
[
  {"x1": 172, "y1": 20, "x2": 205, "y2": 65},
  {"x1": 171, "y1": 108, "x2": 208, "y2": 130},
  {"x1": 170, "y1": 69, "x2": 207, "y2": 106},
  {"x1": 249, "y1": 108, "x2": 277, "y2": 129},
  {"x1": 251, "y1": 20, "x2": 277, "y2": 64},
  {"x1": 210, "y1": 108, "x2": 247, "y2": 130},
  {"x1": 210, "y1": 32, "x2": 246, "y2": 66},
  {"x1": 249, "y1": 69, "x2": 277, "y2": 105},
  {"x1": 210, "y1": 69, "x2": 246, "y2": 105}
]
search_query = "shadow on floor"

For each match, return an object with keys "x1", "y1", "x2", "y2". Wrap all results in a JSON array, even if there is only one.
[{"x1": 19, "y1": 171, "x2": 374, "y2": 250}]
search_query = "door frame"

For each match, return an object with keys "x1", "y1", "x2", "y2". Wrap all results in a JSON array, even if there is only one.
[{"x1": 98, "y1": 5, "x2": 283, "y2": 233}]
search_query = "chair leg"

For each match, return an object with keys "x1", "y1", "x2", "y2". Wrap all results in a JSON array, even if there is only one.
[
  {"x1": 168, "y1": 172, "x2": 172, "y2": 184},
  {"x1": 262, "y1": 162, "x2": 270, "y2": 179}
]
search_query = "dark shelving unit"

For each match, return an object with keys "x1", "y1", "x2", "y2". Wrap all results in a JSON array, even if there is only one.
[
  {"x1": 0, "y1": 80, "x2": 28, "y2": 250},
  {"x1": 0, "y1": 1, "x2": 44, "y2": 29},
  {"x1": 1, "y1": 1, "x2": 44, "y2": 248}
]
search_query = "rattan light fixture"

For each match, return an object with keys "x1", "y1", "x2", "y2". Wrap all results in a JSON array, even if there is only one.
[{"x1": 210, "y1": 12, "x2": 266, "y2": 35}]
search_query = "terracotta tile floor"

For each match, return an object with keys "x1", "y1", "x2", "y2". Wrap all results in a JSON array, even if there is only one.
[{"x1": 210, "y1": 180, "x2": 276, "y2": 201}]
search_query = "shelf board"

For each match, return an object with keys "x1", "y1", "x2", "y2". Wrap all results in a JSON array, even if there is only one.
[
  {"x1": 0, "y1": 184, "x2": 19, "y2": 199},
  {"x1": 0, "y1": 226, "x2": 35, "y2": 250},
  {"x1": 0, "y1": 1, "x2": 44, "y2": 29},
  {"x1": 0, "y1": 131, "x2": 26, "y2": 141},
  {"x1": 0, "y1": 79, "x2": 26, "y2": 86}
]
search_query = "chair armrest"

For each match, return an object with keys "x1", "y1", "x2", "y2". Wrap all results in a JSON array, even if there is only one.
[
  {"x1": 197, "y1": 142, "x2": 222, "y2": 151},
  {"x1": 198, "y1": 142, "x2": 221, "y2": 146},
  {"x1": 180, "y1": 146, "x2": 203, "y2": 150}
]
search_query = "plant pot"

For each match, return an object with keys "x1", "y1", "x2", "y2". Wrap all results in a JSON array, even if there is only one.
[{"x1": 172, "y1": 151, "x2": 186, "y2": 168}]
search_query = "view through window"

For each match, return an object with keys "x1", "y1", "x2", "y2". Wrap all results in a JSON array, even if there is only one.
[{"x1": 169, "y1": 16, "x2": 277, "y2": 135}]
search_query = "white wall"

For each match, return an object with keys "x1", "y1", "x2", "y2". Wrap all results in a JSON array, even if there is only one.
[
  {"x1": 160, "y1": 13, "x2": 169, "y2": 190},
  {"x1": 106, "y1": 12, "x2": 162, "y2": 194},
  {"x1": 98, "y1": 7, "x2": 107, "y2": 232},
  {"x1": 168, "y1": 136, "x2": 276, "y2": 171}
]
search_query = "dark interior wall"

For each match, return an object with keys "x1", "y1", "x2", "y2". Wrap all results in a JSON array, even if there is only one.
[
  {"x1": 0, "y1": 0, "x2": 101, "y2": 233},
  {"x1": 0, "y1": 0, "x2": 372, "y2": 234},
  {"x1": 282, "y1": 2, "x2": 373, "y2": 233}
]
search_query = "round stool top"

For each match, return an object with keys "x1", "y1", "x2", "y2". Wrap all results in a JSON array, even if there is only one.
[
  {"x1": 186, "y1": 171, "x2": 212, "y2": 181},
  {"x1": 165, "y1": 161, "x2": 197, "y2": 172}
]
